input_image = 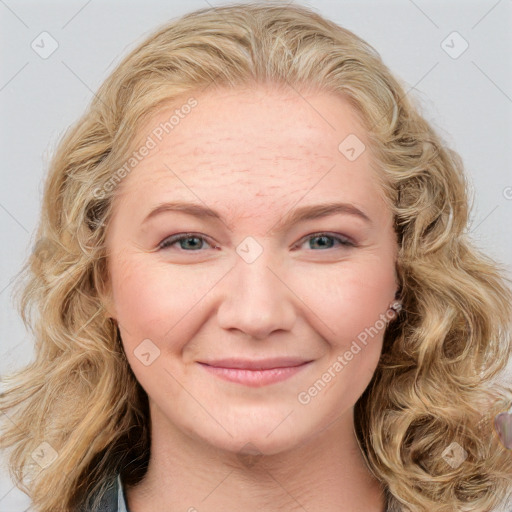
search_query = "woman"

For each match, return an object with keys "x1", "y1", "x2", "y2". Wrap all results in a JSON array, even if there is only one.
[{"x1": 1, "y1": 2, "x2": 511, "y2": 511}]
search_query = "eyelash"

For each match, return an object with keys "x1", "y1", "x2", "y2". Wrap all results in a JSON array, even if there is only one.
[{"x1": 157, "y1": 232, "x2": 355, "y2": 251}]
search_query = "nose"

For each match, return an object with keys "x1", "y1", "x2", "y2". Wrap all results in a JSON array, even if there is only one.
[{"x1": 216, "y1": 251, "x2": 296, "y2": 340}]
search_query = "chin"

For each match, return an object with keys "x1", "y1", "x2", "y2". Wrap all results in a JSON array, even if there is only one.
[{"x1": 192, "y1": 418, "x2": 310, "y2": 458}]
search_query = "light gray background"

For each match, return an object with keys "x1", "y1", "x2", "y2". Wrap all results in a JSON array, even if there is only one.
[{"x1": 1, "y1": 0, "x2": 511, "y2": 510}]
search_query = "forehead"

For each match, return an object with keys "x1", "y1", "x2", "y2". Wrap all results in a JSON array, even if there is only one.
[{"x1": 114, "y1": 85, "x2": 385, "y2": 217}]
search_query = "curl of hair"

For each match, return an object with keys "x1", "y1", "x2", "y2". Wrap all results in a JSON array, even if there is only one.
[{"x1": 1, "y1": 2, "x2": 511, "y2": 511}]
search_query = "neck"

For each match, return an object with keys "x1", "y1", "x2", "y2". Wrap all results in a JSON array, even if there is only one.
[{"x1": 124, "y1": 404, "x2": 387, "y2": 512}]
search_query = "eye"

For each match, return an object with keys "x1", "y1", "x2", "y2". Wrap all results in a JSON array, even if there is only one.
[
  {"x1": 295, "y1": 232, "x2": 355, "y2": 250},
  {"x1": 158, "y1": 233, "x2": 215, "y2": 251},
  {"x1": 157, "y1": 232, "x2": 356, "y2": 252}
]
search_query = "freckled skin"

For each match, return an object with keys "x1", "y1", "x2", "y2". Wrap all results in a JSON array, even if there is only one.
[{"x1": 104, "y1": 85, "x2": 398, "y2": 511}]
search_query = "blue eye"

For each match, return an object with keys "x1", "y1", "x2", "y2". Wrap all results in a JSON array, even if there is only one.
[
  {"x1": 158, "y1": 233, "x2": 213, "y2": 251},
  {"x1": 298, "y1": 233, "x2": 355, "y2": 250},
  {"x1": 158, "y1": 232, "x2": 355, "y2": 252}
]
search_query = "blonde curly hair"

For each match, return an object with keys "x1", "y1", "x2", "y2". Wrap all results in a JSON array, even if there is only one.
[{"x1": 1, "y1": 2, "x2": 511, "y2": 511}]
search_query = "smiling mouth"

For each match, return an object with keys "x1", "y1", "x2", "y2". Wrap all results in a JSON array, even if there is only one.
[{"x1": 197, "y1": 360, "x2": 313, "y2": 387}]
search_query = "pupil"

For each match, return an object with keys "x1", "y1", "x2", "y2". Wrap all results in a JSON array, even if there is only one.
[
  {"x1": 183, "y1": 237, "x2": 200, "y2": 250},
  {"x1": 313, "y1": 236, "x2": 331, "y2": 249}
]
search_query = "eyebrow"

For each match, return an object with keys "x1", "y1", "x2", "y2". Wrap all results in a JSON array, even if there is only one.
[{"x1": 142, "y1": 200, "x2": 372, "y2": 233}]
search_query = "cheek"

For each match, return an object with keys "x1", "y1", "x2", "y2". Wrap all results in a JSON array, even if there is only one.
[
  {"x1": 294, "y1": 262, "x2": 394, "y2": 412},
  {"x1": 110, "y1": 258, "x2": 177, "y2": 341},
  {"x1": 297, "y1": 255, "x2": 396, "y2": 346},
  {"x1": 110, "y1": 257, "x2": 215, "y2": 354},
  {"x1": 329, "y1": 261, "x2": 395, "y2": 390}
]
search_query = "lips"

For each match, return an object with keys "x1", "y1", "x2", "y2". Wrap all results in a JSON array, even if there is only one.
[
  {"x1": 197, "y1": 357, "x2": 313, "y2": 387},
  {"x1": 198, "y1": 357, "x2": 312, "y2": 370}
]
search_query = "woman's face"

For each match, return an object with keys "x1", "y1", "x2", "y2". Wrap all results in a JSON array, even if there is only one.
[{"x1": 104, "y1": 85, "x2": 399, "y2": 456}]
